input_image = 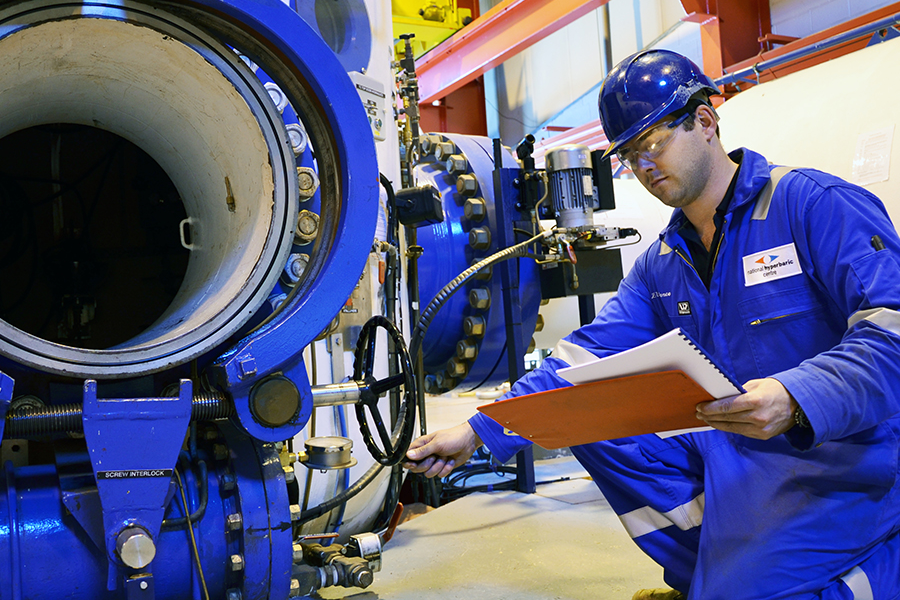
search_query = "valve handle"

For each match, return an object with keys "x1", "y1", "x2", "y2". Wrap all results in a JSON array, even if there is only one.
[{"x1": 352, "y1": 316, "x2": 417, "y2": 466}]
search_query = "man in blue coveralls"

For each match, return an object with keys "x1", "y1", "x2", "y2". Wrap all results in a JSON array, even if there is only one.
[{"x1": 404, "y1": 49, "x2": 900, "y2": 600}]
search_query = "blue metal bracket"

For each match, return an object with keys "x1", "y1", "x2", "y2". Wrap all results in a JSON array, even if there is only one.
[
  {"x1": 82, "y1": 379, "x2": 193, "y2": 589},
  {"x1": 0, "y1": 371, "x2": 12, "y2": 443}
]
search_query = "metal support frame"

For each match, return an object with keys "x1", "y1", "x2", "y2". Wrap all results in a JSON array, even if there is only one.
[
  {"x1": 417, "y1": 0, "x2": 610, "y2": 103},
  {"x1": 492, "y1": 139, "x2": 536, "y2": 493}
]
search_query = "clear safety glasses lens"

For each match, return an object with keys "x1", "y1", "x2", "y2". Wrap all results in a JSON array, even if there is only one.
[{"x1": 616, "y1": 112, "x2": 691, "y2": 170}]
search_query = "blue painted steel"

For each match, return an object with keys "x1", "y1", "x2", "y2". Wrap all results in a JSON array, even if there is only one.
[
  {"x1": 294, "y1": 0, "x2": 372, "y2": 73},
  {"x1": 416, "y1": 134, "x2": 541, "y2": 391},
  {"x1": 200, "y1": 0, "x2": 379, "y2": 439},
  {"x1": 81, "y1": 379, "x2": 193, "y2": 586},
  {"x1": 0, "y1": 423, "x2": 291, "y2": 600},
  {"x1": 0, "y1": 371, "x2": 10, "y2": 442}
]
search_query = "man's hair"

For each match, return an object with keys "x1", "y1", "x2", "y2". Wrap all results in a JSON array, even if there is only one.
[{"x1": 678, "y1": 93, "x2": 720, "y2": 138}]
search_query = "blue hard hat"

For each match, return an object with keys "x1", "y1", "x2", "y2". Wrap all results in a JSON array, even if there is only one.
[{"x1": 598, "y1": 49, "x2": 720, "y2": 159}]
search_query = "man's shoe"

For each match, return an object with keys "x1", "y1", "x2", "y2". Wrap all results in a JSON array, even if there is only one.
[{"x1": 632, "y1": 589, "x2": 686, "y2": 600}]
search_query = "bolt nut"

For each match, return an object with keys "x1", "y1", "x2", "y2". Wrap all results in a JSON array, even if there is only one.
[
  {"x1": 535, "y1": 313, "x2": 545, "y2": 333},
  {"x1": 434, "y1": 142, "x2": 455, "y2": 161},
  {"x1": 527, "y1": 337, "x2": 537, "y2": 354},
  {"x1": 464, "y1": 316, "x2": 486, "y2": 337},
  {"x1": 290, "y1": 504, "x2": 302, "y2": 522},
  {"x1": 447, "y1": 357, "x2": 467, "y2": 378},
  {"x1": 423, "y1": 375, "x2": 439, "y2": 395},
  {"x1": 213, "y1": 444, "x2": 229, "y2": 461},
  {"x1": 289, "y1": 579, "x2": 302, "y2": 598},
  {"x1": 227, "y1": 589, "x2": 242, "y2": 600},
  {"x1": 297, "y1": 167, "x2": 320, "y2": 199},
  {"x1": 456, "y1": 339, "x2": 478, "y2": 360},
  {"x1": 420, "y1": 134, "x2": 441, "y2": 155},
  {"x1": 471, "y1": 259, "x2": 492, "y2": 280},
  {"x1": 464, "y1": 198, "x2": 486, "y2": 221},
  {"x1": 221, "y1": 472, "x2": 237, "y2": 492},
  {"x1": 292, "y1": 542, "x2": 303, "y2": 563},
  {"x1": 295, "y1": 210, "x2": 319, "y2": 244},
  {"x1": 284, "y1": 465, "x2": 296, "y2": 483},
  {"x1": 469, "y1": 288, "x2": 491, "y2": 310},
  {"x1": 434, "y1": 372, "x2": 457, "y2": 390},
  {"x1": 230, "y1": 554, "x2": 245, "y2": 572},
  {"x1": 456, "y1": 174, "x2": 478, "y2": 196},
  {"x1": 445, "y1": 154, "x2": 467, "y2": 174},
  {"x1": 226, "y1": 513, "x2": 243, "y2": 531},
  {"x1": 469, "y1": 227, "x2": 491, "y2": 250}
]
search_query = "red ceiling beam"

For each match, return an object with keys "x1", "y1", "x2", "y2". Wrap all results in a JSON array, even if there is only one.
[
  {"x1": 680, "y1": 0, "x2": 771, "y2": 81},
  {"x1": 416, "y1": 0, "x2": 610, "y2": 104}
]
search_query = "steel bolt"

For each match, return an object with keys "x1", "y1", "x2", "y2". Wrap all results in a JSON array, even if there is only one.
[
  {"x1": 214, "y1": 444, "x2": 229, "y2": 461},
  {"x1": 290, "y1": 504, "x2": 302, "y2": 522},
  {"x1": 464, "y1": 198, "x2": 486, "y2": 221},
  {"x1": 447, "y1": 357, "x2": 467, "y2": 378},
  {"x1": 227, "y1": 589, "x2": 242, "y2": 600},
  {"x1": 230, "y1": 554, "x2": 245, "y2": 572},
  {"x1": 295, "y1": 210, "x2": 320, "y2": 245},
  {"x1": 456, "y1": 174, "x2": 478, "y2": 196},
  {"x1": 293, "y1": 542, "x2": 303, "y2": 563},
  {"x1": 434, "y1": 372, "x2": 457, "y2": 390},
  {"x1": 221, "y1": 472, "x2": 237, "y2": 492},
  {"x1": 469, "y1": 288, "x2": 491, "y2": 310},
  {"x1": 420, "y1": 134, "x2": 441, "y2": 155},
  {"x1": 434, "y1": 142, "x2": 455, "y2": 161},
  {"x1": 226, "y1": 513, "x2": 243, "y2": 531},
  {"x1": 456, "y1": 339, "x2": 478, "y2": 360},
  {"x1": 471, "y1": 259, "x2": 492, "y2": 280},
  {"x1": 289, "y1": 579, "x2": 302, "y2": 598},
  {"x1": 445, "y1": 154, "x2": 467, "y2": 174},
  {"x1": 284, "y1": 465, "x2": 296, "y2": 483},
  {"x1": 535, "y1": 313, "x2": 545, "y2": 333},
  {"x1": 423, "y1": 375, "x2": 439, "y2": 395},
  {"x1": 116, "y1": 527, "x2": 156, "y2": 569},
  {"x1": 469, "y1": 227, "x2": 491, "y2": 250},
  {"x1": 527, "y1": 337, "x2": 537, "y2": 354},
  {"x1": 297, "y1": 167, "x2": 320, "y2": 199},
  {"x1": 464, "y1": 316, "x2": 486, "y2": 337}
]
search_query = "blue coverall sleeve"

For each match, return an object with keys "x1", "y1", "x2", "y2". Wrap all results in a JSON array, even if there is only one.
[
  {"x1": 769, "y1": 175, "x2": 900, "y2": 449},
  {"x1": 469, "y1": 255, "x2": 665, "y2": 463}
]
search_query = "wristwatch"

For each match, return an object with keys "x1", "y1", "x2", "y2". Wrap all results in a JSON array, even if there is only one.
[{"x1": 793, "y1": 405, "x2": 811, "y2": 429}]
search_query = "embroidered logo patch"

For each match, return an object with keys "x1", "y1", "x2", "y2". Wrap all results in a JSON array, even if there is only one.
[
  {"x1": 677, "y1": 301, "x2": 691, "y2": 316},
  {"x1": 743, "y1": 243, "x2": 802, "y2": 287}
]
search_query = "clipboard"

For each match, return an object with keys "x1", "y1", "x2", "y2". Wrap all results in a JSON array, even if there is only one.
[{"x1": 477, "y1": 369, "x2": 713, "y2": 449}]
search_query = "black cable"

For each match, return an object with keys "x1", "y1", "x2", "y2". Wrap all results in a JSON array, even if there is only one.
[{"x1": 298, "y1": 462, "x2": 384, "y2": 525}]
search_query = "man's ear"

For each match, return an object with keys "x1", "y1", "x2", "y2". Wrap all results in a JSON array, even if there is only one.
[{"x1": 695, "y1": 105, "x2": 718, "y2": 141}]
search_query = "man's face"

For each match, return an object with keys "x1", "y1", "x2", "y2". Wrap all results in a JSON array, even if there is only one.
[{"x1": 621, "y1": 110, "x2": 712, "y2": 209}]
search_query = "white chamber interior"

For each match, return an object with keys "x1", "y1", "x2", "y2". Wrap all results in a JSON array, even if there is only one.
[{"x1": 0, "y1": 15, "x2": 295, "y2": 373}]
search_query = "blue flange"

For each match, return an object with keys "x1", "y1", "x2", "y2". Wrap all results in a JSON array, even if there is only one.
[{"x1": 415, "y1": 134, "x2": 542, "y2": 393}]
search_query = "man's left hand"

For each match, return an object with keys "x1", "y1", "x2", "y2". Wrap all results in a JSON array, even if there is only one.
[{"x1": 695, "y1": 378, "x2": 798, "y2": 440}]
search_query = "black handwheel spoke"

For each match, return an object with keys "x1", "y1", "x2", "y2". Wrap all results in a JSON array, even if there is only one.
[{"x1": 352, "y1": 316, "x2": 417, "y2": 466}]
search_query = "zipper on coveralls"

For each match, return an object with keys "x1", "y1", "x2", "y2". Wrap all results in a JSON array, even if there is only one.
[{"x1": 672, "y1": 223, "x2": 726, "y2": 283}]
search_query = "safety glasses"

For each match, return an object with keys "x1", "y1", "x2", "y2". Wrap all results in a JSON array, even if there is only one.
[{"x1": 616, "y1": 112, "x2": 691, "y2": 170}]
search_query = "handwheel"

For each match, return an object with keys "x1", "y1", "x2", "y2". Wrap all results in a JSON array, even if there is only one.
[{"x1": 352, "y1": 316, "x2": 417, "y2": 466}]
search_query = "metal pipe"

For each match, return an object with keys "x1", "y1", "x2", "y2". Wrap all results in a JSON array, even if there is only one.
[
  {"x1": 715, "y1": 12, "x2": 900, "y2": 88},
  {"x1": 311, "y1": 382, "x2": 363, "y2": 407}
]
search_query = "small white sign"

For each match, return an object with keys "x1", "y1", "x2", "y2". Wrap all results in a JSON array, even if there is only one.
[
  {"x1": 742, "y1": 243, "x2": 803, "y2": 287},
  {"x1": 852, "y1": 126, "x2": 894, "y2": 186}
]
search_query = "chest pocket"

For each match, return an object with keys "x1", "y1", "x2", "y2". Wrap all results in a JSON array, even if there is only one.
[{"x1": 737, "y1": 286, "x2": 834, "y2": 376}]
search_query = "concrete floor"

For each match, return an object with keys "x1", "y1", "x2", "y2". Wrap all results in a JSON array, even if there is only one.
[{"x1": 315, "y1": 393, "x2": 667, "y2": 600}]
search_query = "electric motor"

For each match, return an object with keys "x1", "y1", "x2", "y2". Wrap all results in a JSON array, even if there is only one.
[{"x1": 545, "y1": 144, "x2": 595, "y2": 229}]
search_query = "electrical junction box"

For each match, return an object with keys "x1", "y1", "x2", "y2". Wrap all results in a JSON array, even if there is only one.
[{"x1": 348, "y1": 71, "x2": 387, "y2": 142}]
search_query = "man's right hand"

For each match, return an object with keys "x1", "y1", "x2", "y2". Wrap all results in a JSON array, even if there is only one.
[{"x1": 403, "y1": 421, "x2": 483, "y2": 478}]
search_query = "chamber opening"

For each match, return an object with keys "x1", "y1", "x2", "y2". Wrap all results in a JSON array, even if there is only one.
[{"x1": 0, "y1": 125, "x2": 189, "y2": 350}]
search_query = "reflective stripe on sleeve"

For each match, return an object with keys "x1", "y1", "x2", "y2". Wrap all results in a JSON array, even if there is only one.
[
  {"x1": 840, "y1": 566, "x2": 873, "y2": 600},
  {"x1": 618, "y1": 493, "x2": 705, "y2": 539},
  {"x1": 551, "y1": 339, "x2": 599, "y2": 368},
  {"x1": 847, "y1": 307, "x2": 900, "y2": 335},
  {"x1": 751, "y1": 166, "x2": 794, "y2": 221}
]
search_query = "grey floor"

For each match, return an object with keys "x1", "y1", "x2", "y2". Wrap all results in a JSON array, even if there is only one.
[{"x1": 316, "y1": 393, "x2": 667, "y2": 600}]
